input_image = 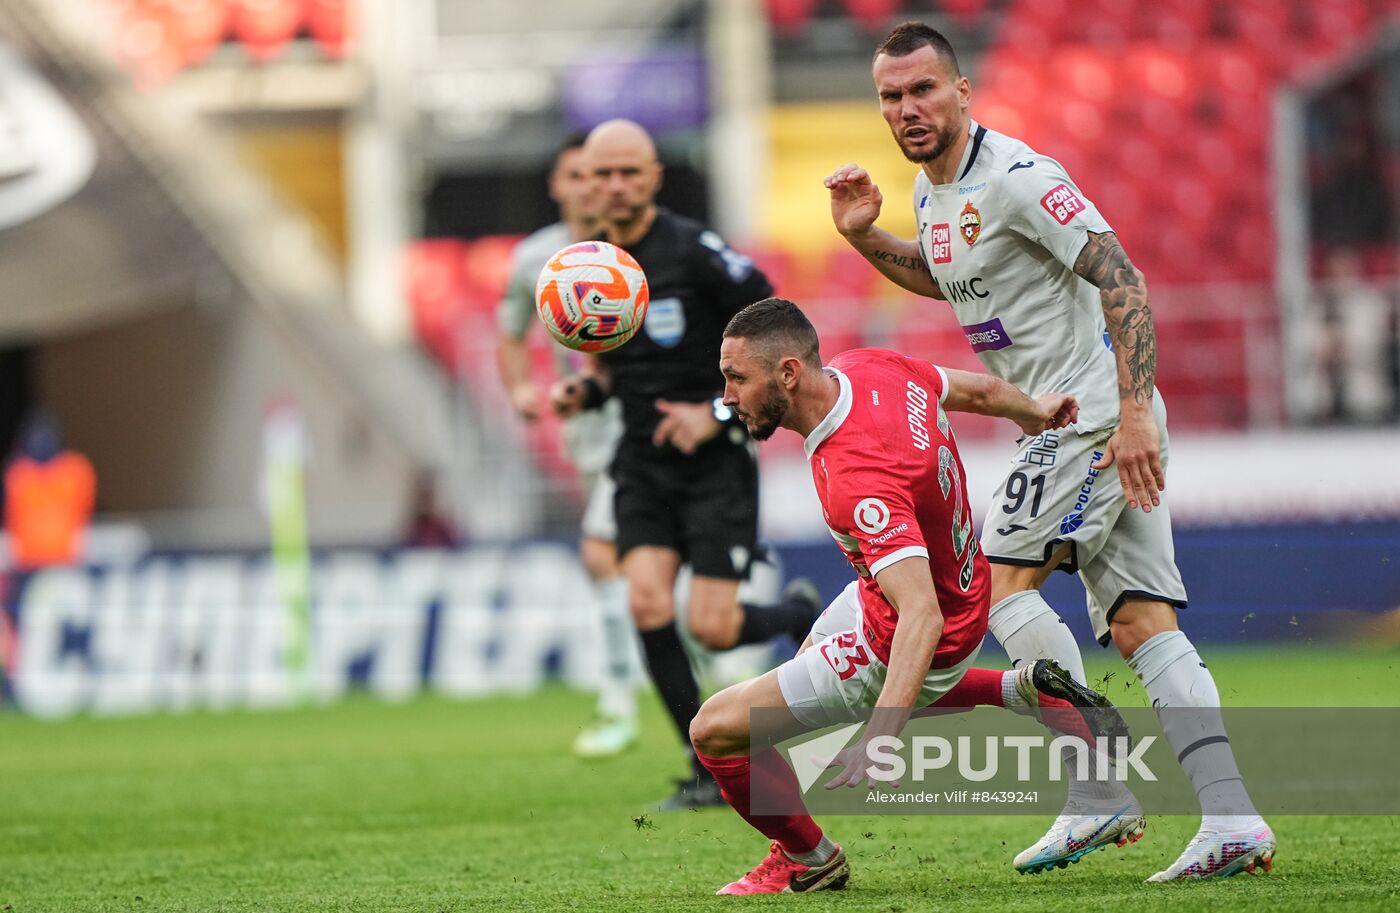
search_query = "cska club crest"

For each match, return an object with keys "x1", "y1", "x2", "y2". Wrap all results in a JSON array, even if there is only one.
[{"x1": 959, "y1": 200, "x2": 982, "y2": 246}]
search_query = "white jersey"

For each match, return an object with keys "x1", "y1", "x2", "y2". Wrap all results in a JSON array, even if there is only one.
[
  {"x1": 913, "y1": 121, "x2": 1127, "y2": 433},
  {"x1": 496, "y1": 222, "x2": 623, "y2": 473}
]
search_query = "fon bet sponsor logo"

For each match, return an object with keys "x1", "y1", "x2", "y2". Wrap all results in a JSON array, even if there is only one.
[
  {"x1": 1040, "y1": 183, "x2": 1086, "y2": 225},
  {"x1": 854, "y1": 498, "x2": 890, "y2": 534},
  {"x1": 928, "y1": 223, "x2": 952, "y2": 264}
]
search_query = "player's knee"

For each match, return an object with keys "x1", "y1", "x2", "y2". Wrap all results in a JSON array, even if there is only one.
[
  {"x1": 687, "y1": 611, "x2": 738, "y2": 650},
  {"x1": 628, "y1": 585, "x2": 673, "y2": 629},
  {"x1": 1109, "y1": 600, "x2": 1179, "y2": 657},
  {"x1": 690, "y1": 694, "x2": 743, "y2": 757}
]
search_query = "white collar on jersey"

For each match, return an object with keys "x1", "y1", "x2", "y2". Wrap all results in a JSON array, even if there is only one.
[
  {"x1": 925, "y1": 119, "x2": 985, "y2": 189},
  {"x1": 804, "y1": 367, "x2": 852, "y2": 460},
  {"x1": 953, "y1": 119, "x2": 983, "y2": 180}
]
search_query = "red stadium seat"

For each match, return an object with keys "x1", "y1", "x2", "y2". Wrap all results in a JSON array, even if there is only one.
[
  {"x1": 817, "y1": 245, "x2": 885, "y2": 301},
  {"x1": 1121, "y1": 45, "x2": 1192, "y2": 106},
  {"x1": 976, "y1": 53, "x2": 1041, "y2": 110},
  {"x1": 461, "y1": 236, "x2": 523, "y2": 311},
  {"x1": 1110, "y1": 135, "x2": 1165, "y2": 184},
  {"x1": 166, "y1": 0, "x2": 231, "y2": 66},
  {"x1": 405, "y1": 241, "x2": 471, "y2": 371},
  {"x1": 230, "y1": 0, "x2": 306, "y2": 62},
  {"x1": 749, "y1": 246, "x2": 796, "y2": 298},
  {"x1": 968, "y1": 85, "x2": 1029, "y2": 143},
  {"x1": 840, "y1": 0, "x2": 900, "y2": 32},
  {"x1": 113, "y1": 6, "x2": 187, "y2": 86},
  {"x1": 1092, "y1": 179, "x2": 1146, "y2": 229},
  {"x1": 306, "y1": 0, "x2": 351, "y2": 57},
  {"x1": 1048, "y1": 47, "x2": 1115, "y2": 105},
  {"x1": 1083, "y1": 17, "x2": 1129, "y2": 49},
  {"x1": 1230, "y1": 4, "x2": 1293, "y2": 76},
  {"x1": 765, "y1": 0, "x2": 819, "y2": 37},
  {"x1": 1054, "y1": 100, "x2": 1108, "y2": 144},
  {"x1": 937, "y1": 0, "x2": 990, "y2": 28},
  {"x1": 993, "y1": 15, "x2": 1051, "y2": 53}
]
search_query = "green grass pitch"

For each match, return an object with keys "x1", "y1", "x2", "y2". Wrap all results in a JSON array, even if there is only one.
[{"x1": 2, "y1": 646, "x2": 1398, "y2": 912}]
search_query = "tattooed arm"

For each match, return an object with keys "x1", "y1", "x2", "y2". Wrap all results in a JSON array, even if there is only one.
[
  {"x1": 826, "y1": 163, "x2": 945, "y2": 300},
  {"x1": 1074, "y1": 230, "x2": 1165, "y2": 511},
  {"x1": 850, "y1": 229, "x2": 946, "y2": 300}
]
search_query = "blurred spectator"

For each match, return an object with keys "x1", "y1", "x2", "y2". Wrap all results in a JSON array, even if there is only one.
[
  {"x1": 404, "y1": 473, "x2": 459, "y2": 549},
  {"x1": 4, "y1": 410, "x2": 96, "y2": 570},
  {"x1": 1306, "y1": 250, "x2": 1397, "y2": 423}
]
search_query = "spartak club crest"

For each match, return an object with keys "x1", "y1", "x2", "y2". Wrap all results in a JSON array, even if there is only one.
[{"x1": 959, "y1": 200, "x2": 982, "y2": 246}]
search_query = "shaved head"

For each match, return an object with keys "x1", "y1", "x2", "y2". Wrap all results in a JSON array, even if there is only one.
[
  {"x1": 583, "y1": 119, "x2": 663, "y2": 243},
  {"x1": 583, "y1": 118, "x2": 658, "y2": 164}
]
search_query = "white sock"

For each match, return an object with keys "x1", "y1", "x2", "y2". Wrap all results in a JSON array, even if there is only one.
[
  {"x1": 1126, "y1": 630, "x2": 1260, "y2": 831},
  {"x1": 594, "y1": 576, "x2": 638, "y2": 720},
  {"x1": 785, "y1": 833, "x2": 838, "y2": 866},
  {"x1": 1064, "y1": 754, "x2": 1137, "y2": 813},
  {"x1": 988, "y1": 590, "x2": 1086, "y2": 684},
  {"x1": 1000, "y1": 670, "x2": 1027, "y2": 711}
]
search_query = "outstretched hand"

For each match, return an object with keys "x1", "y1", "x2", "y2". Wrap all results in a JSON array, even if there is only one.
[
  {"x1": 1017, "y1": 393, "x2": 1079, "y2": 436},
  {"x1": 825, "y1": 164, "x2": 884, "y2": 238},
  {"x1": 1092, "y1": 410, "x2": 1164, "y2": 512},
  {"x1": 824, "y1": 737, "x2": 895, "y2": 791},
  {"x1": 549, "y1": 376, "x2": 586, "y2": 419}
]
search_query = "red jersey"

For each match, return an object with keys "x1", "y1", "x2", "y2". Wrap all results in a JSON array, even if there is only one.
[{"x1": 805, "y1": 349, "x2": 990, "y2": 668}]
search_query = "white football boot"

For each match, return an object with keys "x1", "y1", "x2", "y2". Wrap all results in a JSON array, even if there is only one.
[
  {"x1": 1015, "y1": 805, "x2": 1148, "y2": 874},
  {"x1": 571, "y1": 714, "x2": 638, "y2": 758},
  {"x1": 1147, "y1": 819, "x2": 1276, "y2": 881}
]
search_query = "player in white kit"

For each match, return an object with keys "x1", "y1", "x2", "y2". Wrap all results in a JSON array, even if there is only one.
[
  {"x1": 825, "y1": 22, "x2": 1275, "y2": 881},
  {"x1": 496, "y1": 135, "x2": 638, "y2": 758}
]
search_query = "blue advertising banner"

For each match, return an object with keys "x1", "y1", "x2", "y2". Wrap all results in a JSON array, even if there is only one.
[{"x1": 2, "y1": 521, "x2": 1397, "y2": 718}]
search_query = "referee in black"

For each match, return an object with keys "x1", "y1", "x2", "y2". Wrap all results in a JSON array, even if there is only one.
[{"x1": 552, "y1": 119, "x2": 819, "y2": 809}]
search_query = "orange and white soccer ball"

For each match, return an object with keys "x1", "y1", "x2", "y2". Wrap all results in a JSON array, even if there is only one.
[{"x1": 535, "y1": 241, "x2": 650, "y2": 353}]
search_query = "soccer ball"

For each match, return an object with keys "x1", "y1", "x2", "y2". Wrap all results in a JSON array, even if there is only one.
[{"x1": 535, "y1": 241, "x2": 650, "y2": 353}]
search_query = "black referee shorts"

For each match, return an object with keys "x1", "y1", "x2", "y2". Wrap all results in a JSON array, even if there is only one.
[{"x1": 611, "y1": 433, "x2": 758, "y2": 580}]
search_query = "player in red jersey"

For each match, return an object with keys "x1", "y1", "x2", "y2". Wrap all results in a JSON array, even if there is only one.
[{"x1": 688, "y1": 298, "x2": 1135, "y2": 895}]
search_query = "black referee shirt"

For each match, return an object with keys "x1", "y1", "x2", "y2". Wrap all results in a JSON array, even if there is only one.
[{"x1": 599, "y1": 208, "x2": 774, "y2": 447}]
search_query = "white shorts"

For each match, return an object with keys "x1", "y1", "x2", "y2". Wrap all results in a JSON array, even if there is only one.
[
  {"x1": 777, "y1": 581, "x2": 981, "y2": 729},
  {"x1": 580, "y1": 470, "x2": 617, "y2": 543},
  {"x1": 980, "y1": 396, "x2": 1187, "y2": 645}
]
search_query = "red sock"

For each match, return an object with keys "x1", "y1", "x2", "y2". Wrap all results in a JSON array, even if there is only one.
[
  {"x1": 930, "y1": 666, "x2": 1007, "y2": 708},
  {"x1": 697, "y1": 749, "x2": 823, "y2": 855},
  {"x1": 923, "y1": 667, "x2": 1089, "y2": 739}
]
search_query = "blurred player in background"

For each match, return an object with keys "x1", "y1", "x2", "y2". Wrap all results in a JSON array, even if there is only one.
[
  {"x1": 496, "y1": 134, "x2": 639, "y2": 758},
  {"x1": 691, "y1": 298, "x2": 1126, "y2": 895},
  {"x1": 552, "y1": 119, "x2": 823, "y2": 809},
  {"x1": 825, "y1": 21, "x2": 1274, "y2": 880}
]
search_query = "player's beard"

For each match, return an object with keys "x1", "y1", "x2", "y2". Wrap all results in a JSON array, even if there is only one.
[
  {"x1": 899, "y1": 120, "x2": 960, "y2": 164},
  {"x1": 746, "y1": 379, "x2": 791, "y2": 442},
  {"x1": 605, "y1": 198, "x2": 648, "y2": 233}
]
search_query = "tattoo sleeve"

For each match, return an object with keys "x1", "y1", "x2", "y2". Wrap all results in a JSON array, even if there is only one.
[
  {"x1": 870, "y1": 248, "x2": 929, "y2": 274},
  {"x1": 1073, "y1": 231, "x2": 1156, "y2": 407}
]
